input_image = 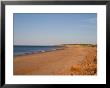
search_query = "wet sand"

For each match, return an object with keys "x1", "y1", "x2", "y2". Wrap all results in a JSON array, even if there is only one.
[{"x1": 14, "y1": 44, "x2": 97, "y2": 75}]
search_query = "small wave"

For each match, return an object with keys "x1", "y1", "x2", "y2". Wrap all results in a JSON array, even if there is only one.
[{"x1": 40, "y1": 50, "x2": 45, "y2": 52}]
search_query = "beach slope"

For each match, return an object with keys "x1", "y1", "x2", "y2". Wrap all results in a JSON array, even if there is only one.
[{"x1": 14, "y1": 44, "x2": 97, "y2": 75}]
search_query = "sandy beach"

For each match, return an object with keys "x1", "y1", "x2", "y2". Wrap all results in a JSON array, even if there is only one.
[{"x1": 14, "y1": 44, "x2": 97, "y2": 75}]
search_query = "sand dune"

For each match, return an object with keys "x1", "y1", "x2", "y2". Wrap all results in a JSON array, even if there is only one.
[{"x1": 14, "y1": 44, "x2": 97, "y2": 75}]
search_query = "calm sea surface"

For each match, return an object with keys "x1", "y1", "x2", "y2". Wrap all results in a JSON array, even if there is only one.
[{"x1": 14, "y1": 46, "x2": 63, "y2": 56}]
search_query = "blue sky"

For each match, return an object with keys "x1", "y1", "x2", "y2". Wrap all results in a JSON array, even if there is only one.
[{"x1": 14, "y1": 13, "x2": 97, "y2": 45}]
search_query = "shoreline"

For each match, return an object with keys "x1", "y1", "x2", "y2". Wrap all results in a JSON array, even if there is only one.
[
  {"x1": 14, "y1": 44, "x2": 96, "y2": 57},
  {"x1": 14, "y1": 46, "x2": 66, "y2": 57},
  {"x1": 14, "y1": 44, "x2": 97, "y2": 75}
]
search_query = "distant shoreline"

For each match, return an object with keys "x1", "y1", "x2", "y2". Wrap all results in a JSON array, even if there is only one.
[{"x1": 14, "y1": 44, "x2": 96, "y2": 56}]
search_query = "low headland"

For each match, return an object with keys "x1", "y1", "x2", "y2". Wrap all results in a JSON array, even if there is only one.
[{"x1": 14, "y1": 44, "x2": 97, "y2": 75}]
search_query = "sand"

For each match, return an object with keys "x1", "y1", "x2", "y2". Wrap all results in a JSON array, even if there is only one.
[{"x1": 13, "y1": 44, "x2": 97, "y2": 75}]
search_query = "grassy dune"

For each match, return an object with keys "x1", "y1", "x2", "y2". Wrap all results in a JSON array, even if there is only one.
[{"x1": 70, "y1": 54, "x2": 97, "y2": 75}]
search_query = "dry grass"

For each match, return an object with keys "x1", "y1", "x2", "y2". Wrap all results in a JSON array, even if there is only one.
[{"x1": 70, "y1": 54, "x2": 97, "y2": 75}]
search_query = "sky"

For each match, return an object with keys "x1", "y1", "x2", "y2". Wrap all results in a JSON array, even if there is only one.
[{"x1": 14, "y1": 13, "x2": 97, "y2": 45}]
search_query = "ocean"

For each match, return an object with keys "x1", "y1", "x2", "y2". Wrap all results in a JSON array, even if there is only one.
[{"x1": 14, "y1": 45, "x2": 63, "y2": 56}]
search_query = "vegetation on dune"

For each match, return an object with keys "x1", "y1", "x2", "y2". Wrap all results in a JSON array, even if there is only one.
[
  {"x1": 70, "y1": 55, "x2": 97, "y2": 75},
  {"x1": 61, "y1": 44, "x2": 97, "y2": 47}
]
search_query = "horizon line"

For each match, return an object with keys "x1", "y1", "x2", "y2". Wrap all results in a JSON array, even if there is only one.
[{"x1": 14, "y1": 43, "x2": 97, "y2": 46}]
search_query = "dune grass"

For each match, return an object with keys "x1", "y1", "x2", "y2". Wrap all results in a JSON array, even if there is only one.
[{"x1": 70, "y1": 55, "x2": 97, "y2": 75}]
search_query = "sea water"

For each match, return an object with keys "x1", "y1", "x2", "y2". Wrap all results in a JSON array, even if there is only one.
[{"x1": 14, "y1": 45, "x2": 63, "y2": 56}]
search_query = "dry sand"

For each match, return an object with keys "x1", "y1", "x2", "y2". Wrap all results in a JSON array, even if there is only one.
[{"x1": 14, "y1": 44, "x2": 97, "y2": 75}]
